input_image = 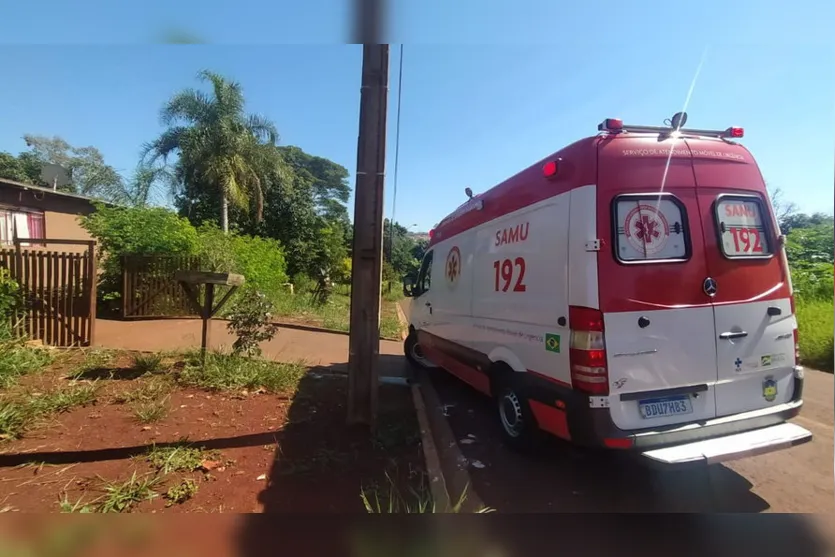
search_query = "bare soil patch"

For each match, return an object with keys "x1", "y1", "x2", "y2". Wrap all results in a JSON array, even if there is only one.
[{"x1": 0, "y1": 349, "x2": 424, "y2": 513}]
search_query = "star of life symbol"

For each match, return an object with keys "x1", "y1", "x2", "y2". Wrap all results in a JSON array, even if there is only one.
[
  {"x1": 624, "y1": 204, "x2": 670, "y2": 256},
  {"x1": 734, "y1": 357, "x2": 743, "y2": 372},
  {"x1": 446, "y1": 246, "x2": 461, "y2": 289}
]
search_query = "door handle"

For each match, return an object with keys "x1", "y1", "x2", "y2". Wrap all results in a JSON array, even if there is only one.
[
  {"x1": 720, "y1": 331, "x2": 748, "y2": 340},
  {"x1": 425, "y1": 302, "x2": 431, "y2": 307}
]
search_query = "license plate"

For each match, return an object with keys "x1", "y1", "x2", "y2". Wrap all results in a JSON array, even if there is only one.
[{"x1": 638, "y1": 396, "x2": 693, "y2": 419}]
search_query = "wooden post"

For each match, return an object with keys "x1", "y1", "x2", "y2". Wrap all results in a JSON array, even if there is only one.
[
  {"x1": 201, "y1": 283, "x2": 215, "y2": 361},
  {"x1": 87, "y1": 242, "x2": 97, "y2": 346},
  {"x1": 121, "y1": 254, "x2": 128, "y2": 319},
  {"x1": 347, "y1": 44, "x2": 390, "y2": 427}
]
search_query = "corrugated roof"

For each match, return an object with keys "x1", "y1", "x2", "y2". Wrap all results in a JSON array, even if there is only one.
[{"x1": 0, "y1": 177, "x2": 103, "y2": 204}]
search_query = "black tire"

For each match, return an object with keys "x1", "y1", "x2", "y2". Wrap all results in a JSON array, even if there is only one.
[
  {"x1": 404, "y1": 331, "x2": 434, "y2": 369},
  {"x1": 493, "y1": 372, "x2": 541, "y2": 452}
]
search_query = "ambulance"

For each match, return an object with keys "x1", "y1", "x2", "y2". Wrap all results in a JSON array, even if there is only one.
[{"x1": 402, "y1": 112, "x2": 813, "y2": 466}]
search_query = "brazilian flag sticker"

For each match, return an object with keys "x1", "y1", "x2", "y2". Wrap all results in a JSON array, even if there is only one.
[{"x1": 545, "y1": 333, "x2": 561, "y2": 353}]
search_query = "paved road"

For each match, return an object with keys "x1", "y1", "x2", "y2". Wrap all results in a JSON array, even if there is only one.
[{"x1": 401, "y1": 302, "x2": 834, "y2": 513}]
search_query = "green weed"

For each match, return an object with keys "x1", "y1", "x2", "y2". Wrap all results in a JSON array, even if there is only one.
[
  {"x1": 114, "y1": 377, "x2": 173, "y2": 404},
  {"x1": 178, "y1": 350, "x2": 306, "y2": 394},
  {"x1": 0, "y1": 331, "x2": 53, "y2": 389},
  {"x1": 97, "y1": 472, "x2": 161, "y2": 513},
  {"x1": 0, "y1": 383, "x2": 100, "y2": 440},
  {"x1": 58, "y1": 493, "x2": 95, "y2": 513},
  {"x1": 164, "y1": 479, "x2": 199, "y2": 506},
  {"x1": 796, "y1": 298, "x2": 834, "y2": 371},
  {"x1": 132, "y1": 353, "x2": 164, "y2": 373},
  {"x1": 132, "y1": 397, "x2": 170, "y2": 424},
  {"x1": 360, "y1": 472, "x2": 494, "y2": 514},
  {"x1": 146, "y1": 442, "x2": 215, "y2": 475}
]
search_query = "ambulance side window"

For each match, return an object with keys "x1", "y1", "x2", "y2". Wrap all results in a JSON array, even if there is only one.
[
  {"x1": 714, "y1": 195, "x2": 773, "y2": 258},
  {"x1": 415, "y1": 250, "x2": 434, "y2": 296},
  {"x1": 613, "y1": 194, "x2": 690, "y2": 263}
]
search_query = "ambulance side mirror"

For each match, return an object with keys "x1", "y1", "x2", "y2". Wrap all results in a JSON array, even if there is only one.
[{"x1": 403, "y1": 275, "x2": 416, "y2": 297}]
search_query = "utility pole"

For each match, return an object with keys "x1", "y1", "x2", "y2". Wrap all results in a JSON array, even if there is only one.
[{"x1": 347, "y1": 43, "x2": 390, "y2": 427}]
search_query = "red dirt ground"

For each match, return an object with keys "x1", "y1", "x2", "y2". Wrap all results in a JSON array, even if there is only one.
[{"x1": 0, "y1": 351, "x2": 424, "y2": 513}]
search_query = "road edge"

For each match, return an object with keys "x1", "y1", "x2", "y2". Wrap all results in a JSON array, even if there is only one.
[{"x1": 414, "y1": 369, "x2": 486, "y2": 512}]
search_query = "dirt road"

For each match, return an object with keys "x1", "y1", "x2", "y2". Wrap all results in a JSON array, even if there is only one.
[
  {"x1": 401, "y1": 302, "x2": 834, "y2": 513},
  {"x1": 95, "y1": 318, "x2": 408, "y2": 377}
]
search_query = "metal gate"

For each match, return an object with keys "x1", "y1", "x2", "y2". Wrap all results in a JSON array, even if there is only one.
[{"x1": 121, "y1": 255, "x2": 203, "y2": 319}]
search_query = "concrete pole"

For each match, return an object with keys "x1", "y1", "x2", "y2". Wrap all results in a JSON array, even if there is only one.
[{"x1": 347, "y1": 43, "x2": 390, "y2": 427}]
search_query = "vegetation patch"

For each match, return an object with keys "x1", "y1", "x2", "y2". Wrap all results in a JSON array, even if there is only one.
[
  {"x1": 0, "y1": 382, "x2": 100, "y2": 440},
  {"x1": 177, "y1": 350, "x2": 306, "y2": 394},
  {"x1": 165, "y1": 479, "x2": 199, "y2": 506}
]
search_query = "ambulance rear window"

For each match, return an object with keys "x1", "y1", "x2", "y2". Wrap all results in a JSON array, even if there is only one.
[
  {"x1": 613, "y1": 195, "x2": 690, "y2": 263},
  {"x1": 714, "y1": 195, "x2": 773, "y2": 258}
]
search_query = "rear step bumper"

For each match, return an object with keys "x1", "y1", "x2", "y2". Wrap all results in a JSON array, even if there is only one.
[{"x1": 641, "y1": 422, "x2": 812, "y2": 466}]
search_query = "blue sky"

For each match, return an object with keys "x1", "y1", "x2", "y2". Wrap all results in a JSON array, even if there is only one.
[{"x1": 0, "y1": 2, "x2": 833, "y2": 231}]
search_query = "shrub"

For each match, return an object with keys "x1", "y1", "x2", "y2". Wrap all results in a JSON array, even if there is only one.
[
  {"x1": 796, "y1": 299, "x2": 834, "y2": 371},
  {"x1": 196, "y1": 223, "x2": 288, "y2": 302},
  {"x1": 79, "y1": 204, "x2": 200, "y2": 298},
  {"x1": 0, "y1": 268, "x2": 21, "y2": 323},
  {"x1": 226, "y1": 289, "x2": 279, "y2": 357}
]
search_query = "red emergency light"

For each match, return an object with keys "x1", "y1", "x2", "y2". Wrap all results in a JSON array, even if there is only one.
[
  {"x1": 428, "y1": 228, "x2": 435, "y2": 240},
  {"x1": 598, "y1": 118, "x2": 623, "y2": 132},
  {"x1": 542, "y1": 160, "x2": 559, "y2": 177},
  {"x1": 724, "y1": 126, "x2": 744, "y2": 138}
]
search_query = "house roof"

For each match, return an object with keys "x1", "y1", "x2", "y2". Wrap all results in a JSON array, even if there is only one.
[{"x1": 0, "y1": 177, "x2": 104, "y2": 204}]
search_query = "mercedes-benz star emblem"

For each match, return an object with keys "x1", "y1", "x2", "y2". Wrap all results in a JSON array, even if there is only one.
[{"x1": 703, "y1": 277, "x2": 717, "y2": 297}]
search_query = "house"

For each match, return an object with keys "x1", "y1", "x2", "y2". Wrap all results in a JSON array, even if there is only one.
[{"x1": 0, "y1": 178, "x2": 99, "y2": 253}]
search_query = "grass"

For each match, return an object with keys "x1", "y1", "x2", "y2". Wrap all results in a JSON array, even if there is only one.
[
  {"x1": 97, "y1": 472, "x2": 161, "y2": 513},
  {"x1": 270, "y1": 282, "x2": 406, "y2": 339},
  {"x1": 132, "y1": 396, "x2": 170, "y2": 424},
  {"x1": 65, "y1": 349, "x2": 116, "y2": 380},
  {"x1": 360, "y1": 471, "x2": 494, "y2": 514},
  {"x1": 178, "y1": 349, "x2": 307, "y2": 394},
  {"x1": 58, "y1": 493, "x2": 95, "y2": 513},
  {"x1": 0, "y1": 330, "x2": 54, "y2": 389},
  {"x1": 132, "y1": 353, "x2": 164, "y2": 373},
  {"x1": 114, "y1": 376, "x2": 173, "y2": 404},
  {"x1": 796, "y1": 297, "x2": 834, "y2": 372},
  {"x1": 0, "y1": 382, "x2": 100, "y2": 440},
  {"x1": 146, "y1": 442, "x2": 217, "y2": 475}
]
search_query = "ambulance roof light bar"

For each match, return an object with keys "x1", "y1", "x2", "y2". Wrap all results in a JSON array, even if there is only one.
[{"x1": 598, "y1": 115, "x2": 743, "y2": 139}]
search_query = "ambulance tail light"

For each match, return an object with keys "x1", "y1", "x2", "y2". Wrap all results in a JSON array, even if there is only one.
[
  {"x1": 793, "y1": 327, "x2": 801, "y2": 363},
  {"x1": 569, "y1": 306, "x2": 609, "y2": 396}
]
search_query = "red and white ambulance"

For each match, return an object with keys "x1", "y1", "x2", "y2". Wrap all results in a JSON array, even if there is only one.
[{"x1": 402, "y1": 113, "x2": 813, "y2": 465}]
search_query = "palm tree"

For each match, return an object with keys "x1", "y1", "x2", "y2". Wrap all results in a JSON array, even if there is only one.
[{"x1": 143, "y1": 70, "x2": 278, "y2": 233}]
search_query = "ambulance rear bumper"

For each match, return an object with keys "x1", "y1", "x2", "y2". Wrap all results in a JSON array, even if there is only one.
[{"x1": 582, "y1": 398, "x2": 806, "y2": 455}]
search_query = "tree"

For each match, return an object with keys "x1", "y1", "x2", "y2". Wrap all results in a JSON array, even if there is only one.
[
  {"x1": 144, "y1": 70, "x2": 278, "y2": 233},
  {"x1": 21, "y1": 135, "x2": 124, "y2": 199},
  {"x1": 767, "y1": 185, "x2": 799, "y2": 234},
  {"x1": 0, "y1": 152, "x2": 32, "y2": 183},
  {"x1": 277, "y1": 146, "x2": 351, "y2": 228},
  {"x1": 383, "y1": 219, "x2": 421, "y2": 278}
]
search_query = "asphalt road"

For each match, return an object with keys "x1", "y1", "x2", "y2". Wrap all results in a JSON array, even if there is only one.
[{"x1": 401, "y1": 303, "x2": 834, "y2": 513}]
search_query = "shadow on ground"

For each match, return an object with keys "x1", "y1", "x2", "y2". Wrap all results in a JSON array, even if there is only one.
[
  {"x1": 423, "y1": 366, "x2": 805, "y2": 514},
  {"x1": 249, "y1": 353, "x2": 422, "y2": 510}
]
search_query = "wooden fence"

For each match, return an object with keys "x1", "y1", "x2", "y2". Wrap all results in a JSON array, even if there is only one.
[
  {"x1": 0, "y1": 240, "x2": 96, "y2": 347},
  {"x1": 121, "y1": 255, "x2": 203, "y2": 319}
]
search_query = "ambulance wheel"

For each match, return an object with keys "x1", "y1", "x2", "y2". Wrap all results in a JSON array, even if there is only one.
[
  {"x1": 404, "y1": 331, "x2": 433, "y2": 369},
  {"x1": 493, "y1": 374, "x2": 540, "y2": 452}
]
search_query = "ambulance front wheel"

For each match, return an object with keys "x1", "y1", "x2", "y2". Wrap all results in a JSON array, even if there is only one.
[
  {"x1": 493, "y1": 374, "x2": 540, "y2": 452},
  {"x1": 404, "y1": 331, "x2": 435, "y2": 369}
]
